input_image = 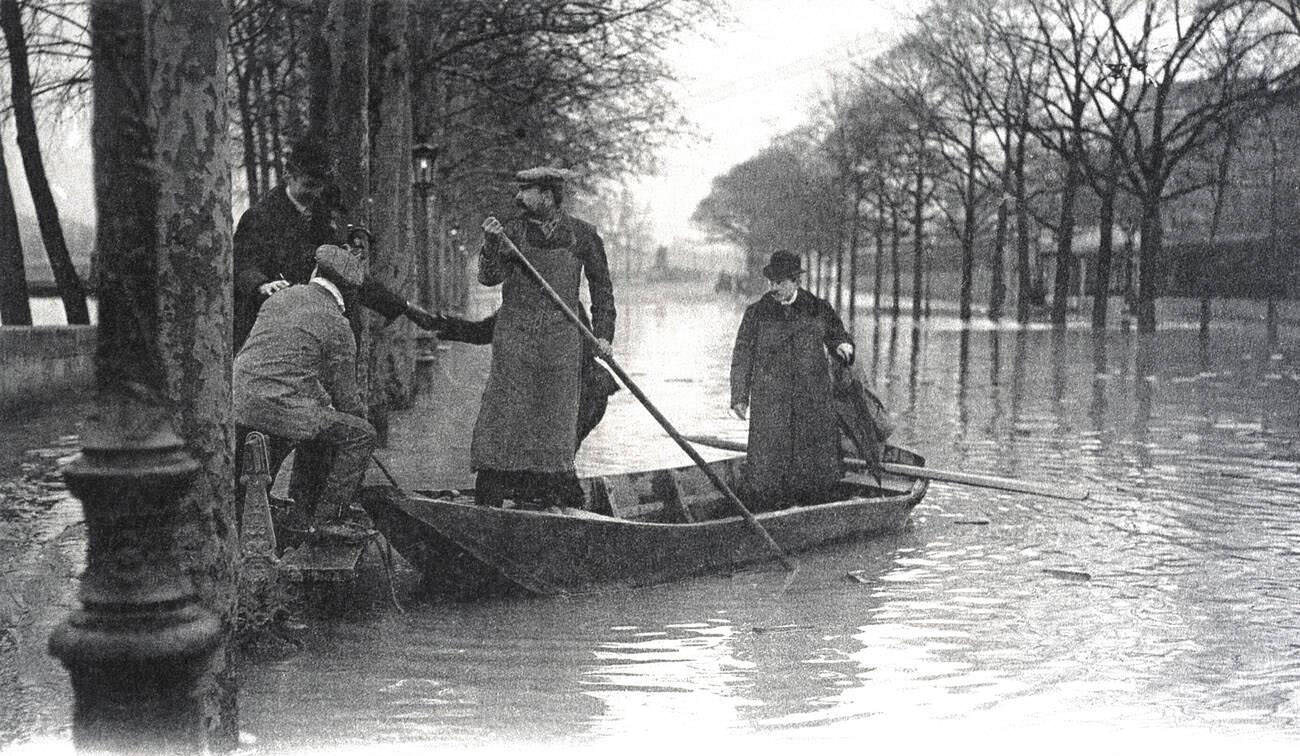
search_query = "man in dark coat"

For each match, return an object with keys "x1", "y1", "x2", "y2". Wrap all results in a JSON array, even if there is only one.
[
  {"x1": 428, "y1": 306, "x2": 619, "y2": 449},
  {"x1": 730, "y1": 250, "x2": 853, "y2": 510},
  {"x1": 233, "y1": 137, "x2": 437, "y2": 351},
  {"x1": 472, "y1": 166, "x2": 616, "y2": 509},
  {"x1": 233, "y1": 245, "x2": 375, "y2": 531}
]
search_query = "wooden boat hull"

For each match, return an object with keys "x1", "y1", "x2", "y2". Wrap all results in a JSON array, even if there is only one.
[{"x1": 361, "y1": 448, "x2": 927, "y2": 599}]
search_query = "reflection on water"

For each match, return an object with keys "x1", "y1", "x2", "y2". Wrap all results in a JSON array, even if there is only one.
[{"x1": 233, "y1": 287, "x2": 1300, "y2": 750}]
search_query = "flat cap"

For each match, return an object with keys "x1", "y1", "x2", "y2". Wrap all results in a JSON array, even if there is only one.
[
  {"x1": 512, "y1": 166, "x2": 577, "y2": 186},
  {"x1": 315, "y1": 244, "x2": 365, "y2": 287}
]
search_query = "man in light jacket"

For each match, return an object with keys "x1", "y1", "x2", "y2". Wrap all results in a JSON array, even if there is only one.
[{"x1": 233, "y1": 244, "x2": 375, "y2": 531}]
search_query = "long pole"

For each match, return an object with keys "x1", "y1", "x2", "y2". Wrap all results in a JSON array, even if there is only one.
[
  {"x1": 491, "y1": 231, "x2": 797, "y2": 572},
  {"x1": 683, "y1": 435, "x2": 1090, "y2": 501}
]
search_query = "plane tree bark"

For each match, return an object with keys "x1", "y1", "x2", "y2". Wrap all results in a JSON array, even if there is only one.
[
  {"x1": 147, "y1": 0, "x2": 239, "y2": 746},
  {"x1": 367, "y1": 0, "x2": 415, "y2": 413}
]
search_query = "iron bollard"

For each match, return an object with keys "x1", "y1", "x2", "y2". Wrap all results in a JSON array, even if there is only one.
[{"x1": 48, "y1": 396, "x2": 221, "y2": 752}]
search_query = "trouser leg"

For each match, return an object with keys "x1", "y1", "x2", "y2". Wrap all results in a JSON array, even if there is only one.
[
  {"x1": 307, "y1": 411, "x2": 376, "y2": 524},
  {"x1": 475, "y1": 469, "x2": 508, "y2": 508},
  {"x1": 288, "y1": 439, "x2": 329, "y2": 519},
  {"x1": 540, "y1": 471, "x2": 585, "y2": 509}
]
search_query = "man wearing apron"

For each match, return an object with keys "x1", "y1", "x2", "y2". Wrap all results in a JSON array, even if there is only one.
[{"x1": 472, "y1": 167, "x2": 616, "y2": 508}]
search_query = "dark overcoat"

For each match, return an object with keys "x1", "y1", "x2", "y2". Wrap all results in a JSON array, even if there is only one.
[
  {"x1": 232, "y1": 185, "x2": 407, "y2": 351},
  {"x1": 470, "y1": 214, "x2": 615, "y2": 473},
  {"x1": 730, "y1": 289, "x2": 851, "y2": 506}
]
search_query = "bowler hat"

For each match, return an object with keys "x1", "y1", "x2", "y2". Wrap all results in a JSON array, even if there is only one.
[{"x1": 762, "y1": 250, "x2": 804, "y2": 280}]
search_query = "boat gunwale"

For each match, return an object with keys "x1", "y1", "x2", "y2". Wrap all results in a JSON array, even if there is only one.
[{"x1": 399, "y1": 470, "x2": 928, "y2": 530}]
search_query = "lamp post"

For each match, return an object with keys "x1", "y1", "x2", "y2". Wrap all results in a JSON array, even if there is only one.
[
  {"x1": 48, "y1": 3, "x2": 221, "y2": 749},
  {"x1": 412, "y1": 142, "x2": 437, "y2": 313},
  {"x1": 448, "y1": 225, "x2": 462, "y2": 308}
]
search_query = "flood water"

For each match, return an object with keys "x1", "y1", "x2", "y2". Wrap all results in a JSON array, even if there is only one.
[
  {"x1": 6, "y1": 284, "x2": 1300, "y2": 753},
  {"x1": 235, "y1": 285, "x2": 1300, "y2": 752}
]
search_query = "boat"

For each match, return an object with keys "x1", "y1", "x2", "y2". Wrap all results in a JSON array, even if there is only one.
[{"x1": 359, "y1": 444, "x2": 928, "y2": 599}]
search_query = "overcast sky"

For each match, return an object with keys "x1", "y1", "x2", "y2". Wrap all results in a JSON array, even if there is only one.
[
  {"x1": 640, "y1": 0, "x2": 909, "y2": 246},
  {"x1": 5, "y1": 1, "x2": 911, "y2": 246}
]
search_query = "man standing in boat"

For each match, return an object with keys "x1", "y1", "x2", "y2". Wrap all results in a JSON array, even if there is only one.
[
  {"x1": 730, "y1": 250, "x2": 854, "y2": 510},
  {"x1": 423, "y1": 306, "x2": 619, "y2": 449},
  {"x1": 473, "y1": 167, "x2": 617, "y2": 509}
]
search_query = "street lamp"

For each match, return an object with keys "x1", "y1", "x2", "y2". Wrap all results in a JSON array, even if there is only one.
[
  {"x1": 412, "y1": 142, "x2": 437, "y2": 196},
  {"x1": 447, "y1": 225, "x2": 461, "y2": 308},
  {"x1": 411, "y1": 142, "x2": 438, "y2": 312}
]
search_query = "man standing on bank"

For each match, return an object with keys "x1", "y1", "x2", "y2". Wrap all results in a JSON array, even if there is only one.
[
  {"x1": 473, "y1": 167, "x2": 616, "y2": 509},
  {"x1": 730, "y1": 250, "x2": 854, "y2": 511},
  {"x1": 233, "y1": 135, "x2": 438, "y2": 352}
]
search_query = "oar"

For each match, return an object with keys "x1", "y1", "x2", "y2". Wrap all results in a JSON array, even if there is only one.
[
  {"x1": 683, "y1": 435, "x2": 1090, "y2": 501},
  {"x1": 490, "y1": 229, "x2": 797, "y2": 572}
]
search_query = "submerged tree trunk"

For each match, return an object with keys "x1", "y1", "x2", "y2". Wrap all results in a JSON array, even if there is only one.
[
  {"x1": 846, "y1": 179, "x2": 861, "y2": 323},
  {"x1": 1197, "y1": 135, "x2": 1235, "y2": 340},
  {"x1": 872, "y1": 197, "x2": 884, "y2": 314},
  {"x1": 959, "y1": 117, "x2": 978, "y2": 322},
  {"x1": 368, "y1": 0, "x2": 414, "y2": 412},
  {"x1": 989, "y1": 144, "x2": 1011, "y2": 322},
  {"x1": 1052, "y1": 148, "x2": 1080, "y2": 327},
  {"x1": 871, "y1": 230, "x2": 883, "y2": 314},
  {"x1": 911, "y1": 165, "x2": 924, "y2": 322},
  {"x1": 147, "y1": 0, "x2": 238, "y2": 746},
  {"x1": 1092, "y1": 175, "x2": 1116, "y2": 331},
  {"x1": 890, "y1": 205, "x2": 901, "y2": 317},
  {"x1": 0, "y1": 0, "x2": 89, "y2": 324},
  {"x1": 1014, "y1": 131, "x2": 1031, "y2": 324},
  {"x1": 0, "y1": 138, "x2": 31, "y2": 325},
  {"x1": 1136, "y1": 195, "x2": 1163, "y2": 334}
]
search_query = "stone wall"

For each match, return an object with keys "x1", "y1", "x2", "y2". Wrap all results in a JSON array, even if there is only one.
[{"x1": 0, "y1": 326, "x2": 95, "y2": 410}]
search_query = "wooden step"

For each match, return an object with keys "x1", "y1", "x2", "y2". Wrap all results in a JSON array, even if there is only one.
[{"x1": 280, "y1": 540, "x2": 367, "y2": 582}]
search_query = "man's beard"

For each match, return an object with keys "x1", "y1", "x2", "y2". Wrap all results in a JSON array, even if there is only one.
[{"x1": 516, "y1": 197, "x2": 552, "y2": 219}]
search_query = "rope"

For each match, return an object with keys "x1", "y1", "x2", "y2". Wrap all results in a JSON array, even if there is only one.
[{"x1": 360, "y1": 530, "x2": 404, "y2": 614}]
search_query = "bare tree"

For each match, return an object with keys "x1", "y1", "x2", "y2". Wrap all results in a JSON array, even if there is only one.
[
  {"x1": 871, "y1": 38, "x2": 946, "y2": 321},
  {"x1": 367, "y1": 0, "x2": 415, "y2": 419},
  {"x1": 0, "y1": 0, "x2": 88, "y2": 323},
  {"x1": 1095, "y1": 0, "x2": 1295, "y2": 333},
  {"x1": 0, "y1": 131, "x2": 31, "y2": 324},
  {"x1": 913, "y1": 0, "x2": 1005, "y2": 322}
]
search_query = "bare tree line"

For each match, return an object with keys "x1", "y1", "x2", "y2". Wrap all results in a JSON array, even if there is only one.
[
  {"x1": 694, "y1": 0, "x2": 1300, "y2": 334},
  {"x1": 0, "y1": 0, "x2": 717, "y2": 325}
]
